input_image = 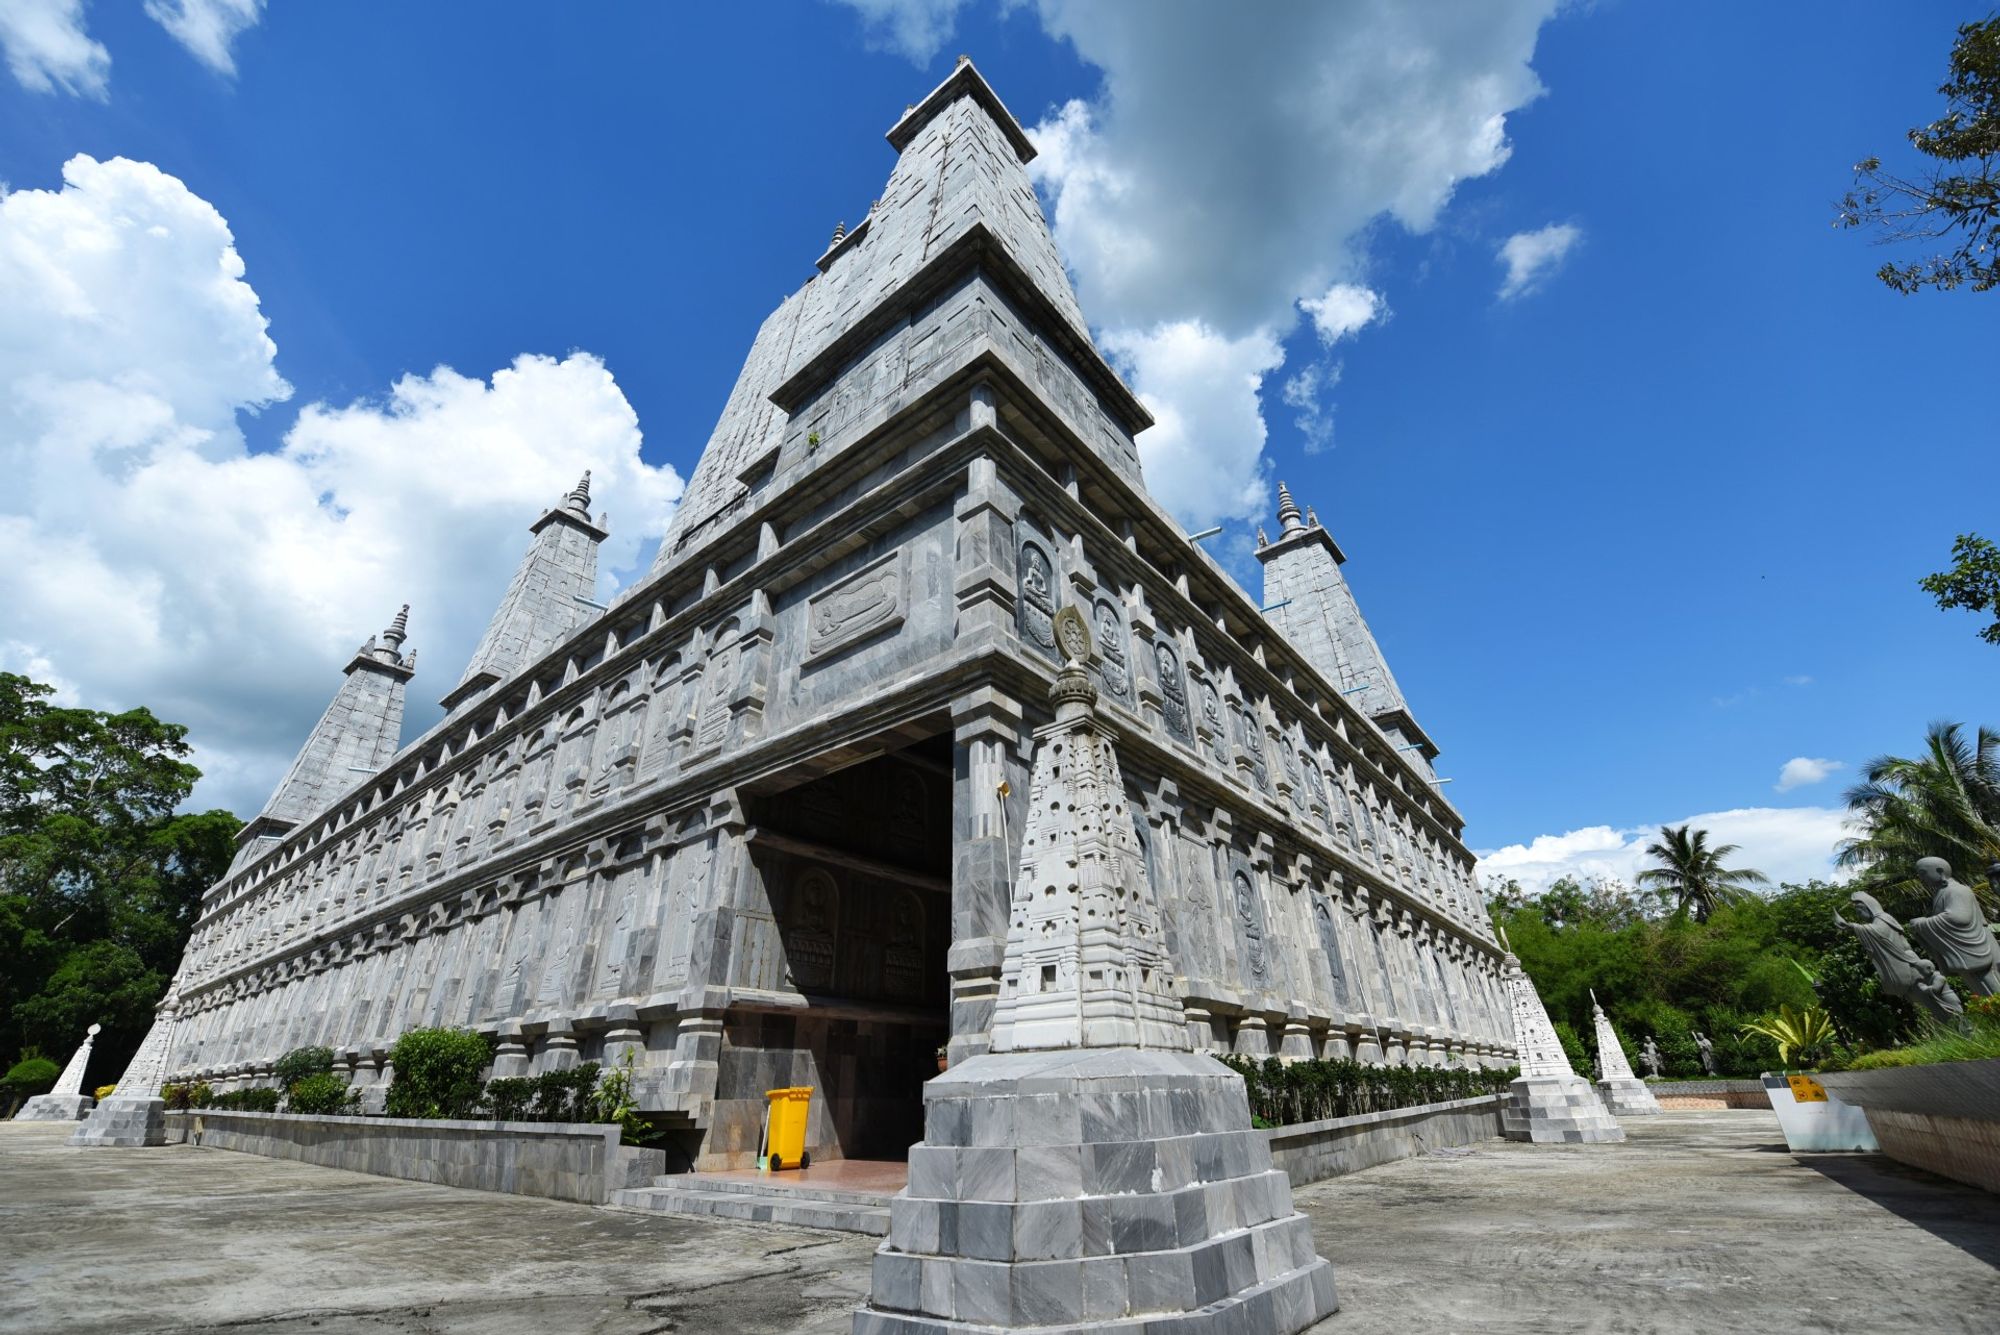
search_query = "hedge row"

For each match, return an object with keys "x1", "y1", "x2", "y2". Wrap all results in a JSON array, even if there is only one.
[{"x1": 1219, "y1": 1055, "x2": 1518, "y2": 1128}]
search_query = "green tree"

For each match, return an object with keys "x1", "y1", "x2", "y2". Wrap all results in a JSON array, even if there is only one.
[
  {"x1": 1838, "y1": 720, "x2": 2000, "y2": 915},
  {"x1": 1635, "y1": 824, "x2": 1769, "y2": 923},
  {"x1": 1920, "y1": 533, "x2": 2000, "y2": 646},
  {"x1": 1838, "y1": 15, "x2": 2000, "y2": 293},
  {"x1": 0, "y1": 674, "x2": 239, "y2": 1079}
]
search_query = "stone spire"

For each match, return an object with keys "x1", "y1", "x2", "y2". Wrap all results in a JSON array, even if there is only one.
[
  {"x1": 1590, "y1": 989, "x2": 1662, "y2": 1115},
  {"x1": 230, "y1": 606, "x2": 416, "y2": 872},
  {"x1": 856, "y1": 616, "x2": 1337, "y2": 1335},
  {"x1": 443, "y1": 474, "x2": 608, "y2": 712},
  {"x1": 651, "y1": 55, "x2": 1148, "y2": 577},
  {"x1": 1254, "y1": 484, "x2": 1438, "y2": 774},
  {"x1": 987, "y1": 607, "x2": 1189, "y2": 1053},
  {"x1": 69, "y1": 989, "x2": 181, "y2": 1146},
  {"x1": 1496, "y1": 936, "x2": 1624, "y2": 1143},
  {"x1": 12, "y1": 1022, "x2": 100, "y2": 1121}
]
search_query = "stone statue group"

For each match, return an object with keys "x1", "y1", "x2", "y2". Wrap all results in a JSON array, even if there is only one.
[
  {"x1": 1631, "y1": 1032, "x2": 1711, "y2": 1080},
  {"x1": 1835, "y1": 858, "x2": 2000, "y2": 1024}
]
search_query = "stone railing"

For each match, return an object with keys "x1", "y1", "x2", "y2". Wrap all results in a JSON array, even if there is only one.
[{"x1": 1262, "y1": 1094, "x2": 1505, "y2": 1186}]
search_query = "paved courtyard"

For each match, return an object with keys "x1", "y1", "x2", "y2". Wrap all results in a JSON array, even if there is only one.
[{"x1": 4, "y1": 1110, "x2": 1998, "y2": 1334}]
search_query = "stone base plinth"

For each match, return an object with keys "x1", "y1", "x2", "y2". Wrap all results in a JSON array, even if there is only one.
[
  {"x1": 1595, "y1": 1077, "x2": 1662, "y2": 1116},
  {"x1": 67, "y1": 1096, "x2": 166, "y2": 1147},
  {"x1": 1500, "y1": 1075, "x2": 1624, "y2": 1144},
  {"x1": 852, "y1": 1048, "x2": 1338, "y2": 1334},
  {"x1": 12, "y1": 1093, "x2": 94, "y2": 1122}
]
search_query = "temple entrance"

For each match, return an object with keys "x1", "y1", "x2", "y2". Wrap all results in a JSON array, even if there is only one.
[{"x1": 739, "y1": 734, "x2": 951, "y2": 1163}]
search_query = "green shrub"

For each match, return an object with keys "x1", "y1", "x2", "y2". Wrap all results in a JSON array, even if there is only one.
[
  {"x1": 482, "y1": 1076, "x2": 535, "y2": 1122},
  {"x1": 284, "y1": 1072, "x2": 359, "y2": 1116},
  {"x1": 530, "y1": 1063, "x2": 600, "y2": 1123},
  {"x1": 273, "y1": 1046, "x2": 336, "y2": 1090},
  {"x1": 1218, "y1": 1055, "x2": 1518, "y2": 1127},
  {"x1": 386, "y1": 1028, "x2": 492, "y2": 1119},
  {"x1": 210, "y1": 1087, "x2": 281, "y2": 1112},
  {"x1": 162, "y1": 1080, "x2": 214, "y2": 1111},
  {"x1": 1848, "y1": 1016, "x2": 2000, "y2": 1071},
  {"x1": 1, "y1": 1055, "x2": 61, "y2": 1099}
]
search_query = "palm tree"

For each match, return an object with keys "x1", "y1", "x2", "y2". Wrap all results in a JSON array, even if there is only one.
[
  {"x1": 1636, "y1": 824, "x2": 1769, "y2": 921},
  {"x1": 1838, "y1": 721, "x2": 2000, "y2": 916}
]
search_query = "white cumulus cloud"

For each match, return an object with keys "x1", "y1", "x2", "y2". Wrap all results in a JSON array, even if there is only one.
[
  {"x1": 1298, "y1": 282, "x2": 1384, "y2": 346},
  {"x1": 1496, "y1": 221, "x2": 1582, "y2": 300},
  {"x1": 832, "y1": 0, "x2": 971, "y2": 63},
  {"x1": 1477, "y1": 806, "x2": 1853, "y2": 896},
  {"x1": 0, "y1": 155, "x2": 683, "y2": 818},
  {"x1": 144, "y1": 0, "x2": 265, "y2": 77},
  {"x1": 1776, "y1": 757, "x2": 1844, "y2": 793},
  {"x1": 835, "y1": 1, "x2": 1561, "y2": 528},
  {"x1": 0, "y1": 0, "x2": 109, "y2": 98}
]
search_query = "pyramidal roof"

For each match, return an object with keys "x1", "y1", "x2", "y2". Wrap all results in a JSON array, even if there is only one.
[{"x1": 652, "y1": 58, "x2": 1140, "y2": 575}]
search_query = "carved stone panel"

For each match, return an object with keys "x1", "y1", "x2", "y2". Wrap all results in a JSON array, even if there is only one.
[
  {"x1": 1154, "y1": 640, "x2": 1193, "y2": 744},
  {"x1": 1016, "y1": 540, "x2": 1058, "y2": 658},
  {"x1": 1094, "y1": 598, "x2": 1131, "y2": 703},
  {"x1": 1233, "y1": 870, "x2": 1268, "y2": 989},
  {"x1": 806, "y1": 548, "x2": 906, "y2": 660},
  {"x1": 781, "y1": 869, "x2": 839, "y2": 991}
]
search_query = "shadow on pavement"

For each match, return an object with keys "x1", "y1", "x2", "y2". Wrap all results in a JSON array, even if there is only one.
[{"x1": 1801, "y1": 1152, "x2": 2000, "y2": 1269}]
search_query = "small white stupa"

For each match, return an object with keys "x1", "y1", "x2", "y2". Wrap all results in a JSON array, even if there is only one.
[
  {"x1": 1497, "y1": 934, "x2": 1623, "y2": 1144},
  {"x1": 1590, "y1": 990, "x2": 1661, "y2": 1116}
]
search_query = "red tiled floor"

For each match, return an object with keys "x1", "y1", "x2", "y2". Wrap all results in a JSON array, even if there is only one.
[{"x1": 701, "y1": 1159, "x2": 908, "y2": 1196}]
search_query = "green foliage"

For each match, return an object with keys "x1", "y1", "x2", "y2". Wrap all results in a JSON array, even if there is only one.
[
  {"x1": 1635, "y1": 825, "x2": 1768, "y2": 922},
  {"x1": 482, "y1": 1077, "x2": 536, "y2": 1122},
  {"x1": 162, "y1": 1080, "x2": 213, "y2": 1111},
  {"x1": 273, "y1": 1046, "x2": 336, "y2": 1090},
  {"x1": 1740, "y1": 1003, "x2": 1838, "y2": 1069},
  {"x1": 529, "y1": 1063, "x2": 601, "y2": 1123},
  {"x1": 385, "y1": 1028, "x2": 492, "y2": 1119},
  {"x1": 210, "y1": 1087, "x2": 281, "y2": 1112},
  {"x1": 1490, "y1": 876, "x2": 1899, "y2": 1076},
  {"x1": 1839, "y1": 721, "x2": 2000, "y2": 914},
  {"x1": 592, "y1": 1050, "x2": 662, "y2": 1145},
  {"x1": 1, "y1": 1054, "x2": 60, "y2": 1098},
  {"x1": 1920, "y1": 534, "x2": 2000, "y2": 647},
  {"x1": 284, "y1": 1072, "x2": 360, "y2": 1116},
  {"x1": 1838, "y1": 17, "x2": 2000, "y2": 293},
  {"x1": 1551, "y1": 1019, "x2": 1590, "y2": 1072},
  {"x1": 1219, "y1": 1055, "x2": 1517, "y2": 1127},
  {"x1": 0, "y1": 673, "x2": 240, "y2": 1082},
  {"x1": 1848, "y1": 1014, "x2": 2000, "y2": 1070}
]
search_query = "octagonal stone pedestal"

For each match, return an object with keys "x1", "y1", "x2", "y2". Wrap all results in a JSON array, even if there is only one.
[
  {"x1": 1500, "y1": 1075, "x2": 1624, "y2": 1145},
  {"x1": 67, "y1": 1095, "x2": 166, "y2": 1147},
  {"x1": 12, "y1": 1093, "x2": 94, "y2": 1122},
  {"x1": 853, "y1": 1049, "x2": 1337, "y2": 1334}
]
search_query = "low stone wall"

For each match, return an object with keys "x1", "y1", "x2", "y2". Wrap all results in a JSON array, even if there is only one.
[
  {"x1": 1647, "y1": 1079, "x2": 1771, "y2": 1110},
  {"x1": 165, "y1": 1110, "x2": 665, "y2": 1204},
  {"x1": 1820, "y1": 1060, "x2": 2000, "y2": 1195},
  {"x1": 1263, "y1": 1094, "x2": 1505, "y2": 1187}
]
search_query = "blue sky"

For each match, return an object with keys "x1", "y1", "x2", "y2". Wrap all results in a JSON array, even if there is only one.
[{"x1": 0, "y1": 1, "x2": 1991, "y2": 890}]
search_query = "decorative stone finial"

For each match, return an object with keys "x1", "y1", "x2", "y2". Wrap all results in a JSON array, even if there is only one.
[
  {"x1": 382, "y1": 604, "x2": 410, "y2": 651},
  {"x1": 831, "y1": 220, "x2": 846, "y2": 245},
  {"x1": 1049, "y1": 605, "x2": 1098, "y2": 717},
  {"x1": 1306, "y1": 503, "x2": 1320, "y2": 528},
  {"x1": 1276, "y1": 481, "x2": 1305, "y2": 536},
  {"x1": 1256, "y1": 525, "x2": 1269, "y2": 548},
  {"x1": 566, "y1": 470, "x2": 592, "y2": 515},
  {"x1": 956, "y1": 53, "x2": 971, "y2": 67}
]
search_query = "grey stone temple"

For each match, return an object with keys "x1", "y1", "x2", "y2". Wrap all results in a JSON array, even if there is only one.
[{"x1": 144, "y1": 60, "x2": 1516, "y2": 1176}]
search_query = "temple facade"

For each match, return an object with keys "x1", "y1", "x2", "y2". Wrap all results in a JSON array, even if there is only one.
[{"x1": 152, "y1": 60, "x2": 1516, "y2": 1170}]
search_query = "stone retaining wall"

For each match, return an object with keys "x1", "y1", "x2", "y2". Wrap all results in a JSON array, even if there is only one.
[
  {"x1": 165, "y1": 1110, "x2": 665, "y2": 1204},
  {"x1": 1820, "y1": 1060, "x2": 2000, "y2": 1195},
  {"x1": 1263, "y1": 1095, "x2": 1505, "y2": 1186},
  {"x1": 1647, "y1": 1079, "x2": 1771, "y2": 1110}
]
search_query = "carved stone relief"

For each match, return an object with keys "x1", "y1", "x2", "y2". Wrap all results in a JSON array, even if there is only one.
[
  {"x1": 782, "y1": 869, "x2": 838, "y2": 991},
  {"x1": 1155, "y1": 640, "x2": 1193, "y2": 743},
  {"x1": 1016, "y1": 540, "x2": 1058, "y2": 655},
  {"x1": 1094, "y1": 598, "x2": 1131, "y2": 701},
  {"x1": 1234, "y1": 870, "x2": 1268, "y2": 987},
  {"x1": 807, "y1": 548, "x2": 906, "y2": 660}
]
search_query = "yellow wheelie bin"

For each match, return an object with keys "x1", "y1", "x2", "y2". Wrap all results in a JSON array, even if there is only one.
[{"x1": 760, "y1": 1086, "x2": 814, "y2": 1171}]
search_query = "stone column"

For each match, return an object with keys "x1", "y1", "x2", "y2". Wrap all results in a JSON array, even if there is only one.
[{"x1": 946, "y1": 688, "x2": 1026, "y2": 1067}]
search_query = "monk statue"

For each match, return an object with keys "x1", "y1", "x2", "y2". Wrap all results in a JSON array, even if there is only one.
[
  {"x1": 1835, "y1": 890, "x2": 1967, "y2": 1025},
  {"x1": 1639, "y1": 1036, "x2": 1663, "y2": 1079},
  {"x1": 1908, "y1": 857, "x2": 2000, "y2": 996},
  {"x1": 1694, "y1": 1031, "x2": 1717, "y2": 1075}
]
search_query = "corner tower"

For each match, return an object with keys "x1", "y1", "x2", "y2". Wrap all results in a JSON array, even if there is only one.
[
  {"x1": 230, "y1": 606, "x2": 414, "y2": 871},
  {"x1": 443, "y1": 472, "x2": 607, "y2": 712},
  {"x1": 1257, "y1": 483, "x2": 1439, "y2": 775}
]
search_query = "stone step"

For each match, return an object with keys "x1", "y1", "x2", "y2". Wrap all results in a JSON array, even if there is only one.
[
  {"x1": 608, "y1": 1184, "x2": 891, "y2": 1236},
  {"x1": 647, "y1": 1173, "x2": 898, "y2": 1208}
]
